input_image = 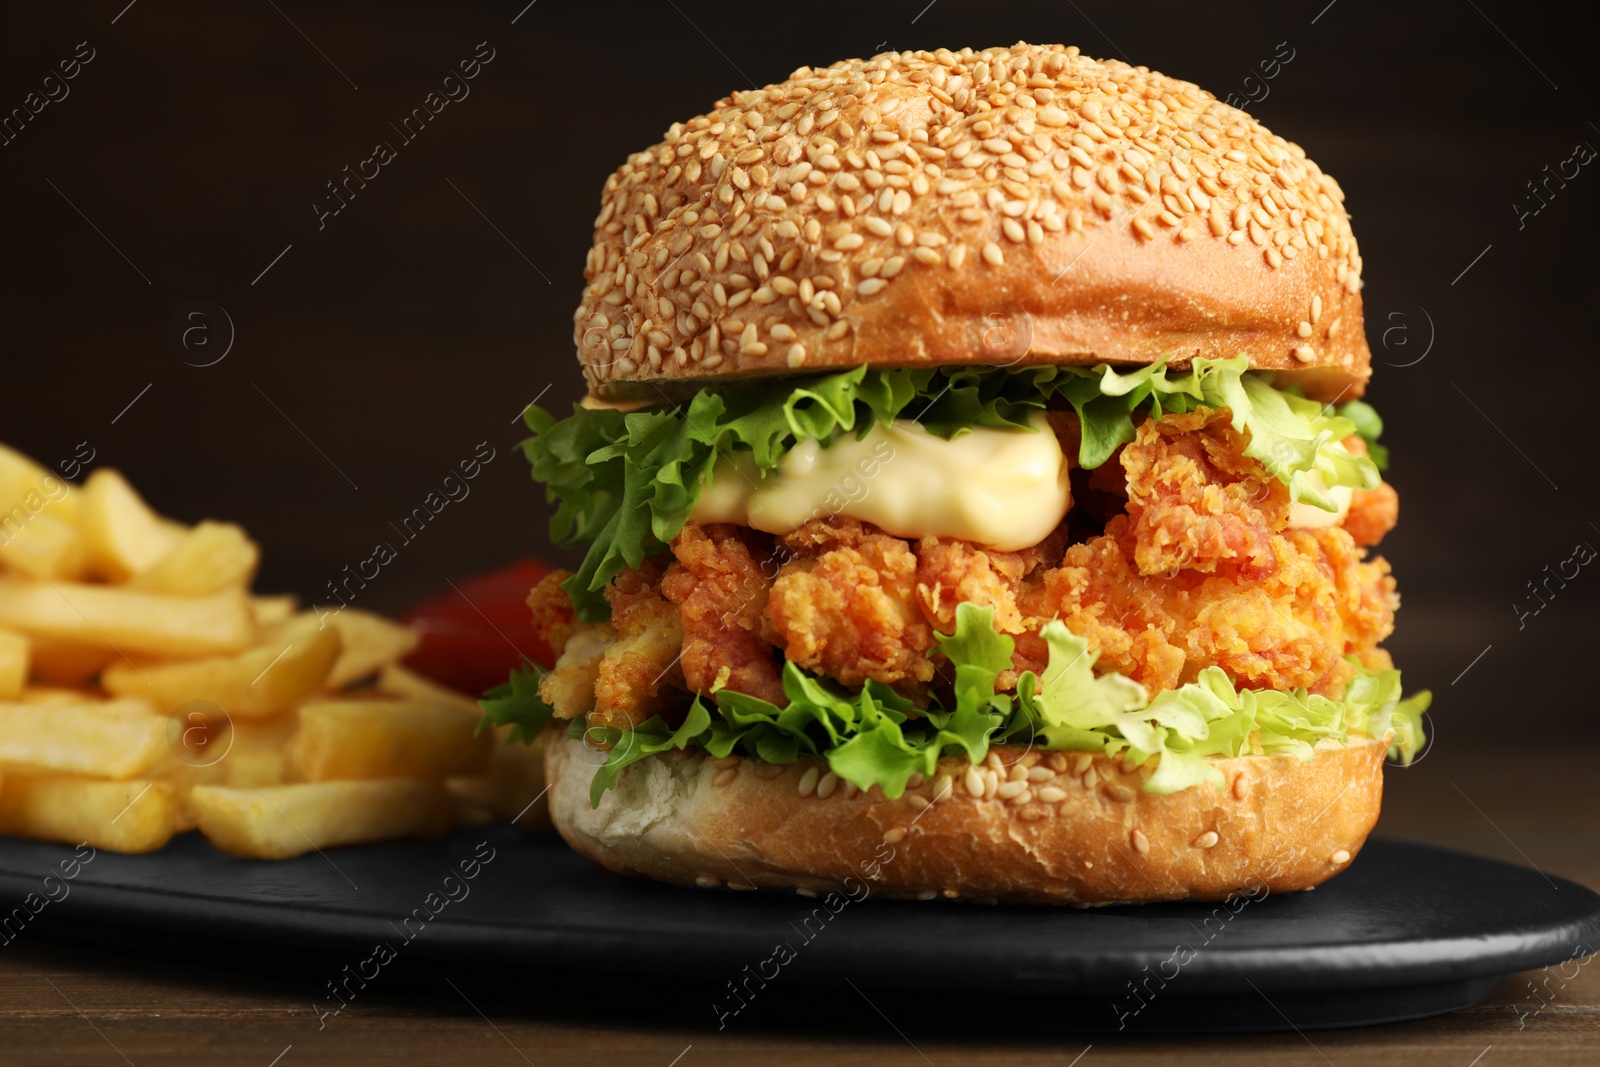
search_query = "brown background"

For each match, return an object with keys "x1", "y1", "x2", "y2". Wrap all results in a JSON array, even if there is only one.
[{"x1": 2, "y1": 0, "x2": 1598, "y2": 1061}]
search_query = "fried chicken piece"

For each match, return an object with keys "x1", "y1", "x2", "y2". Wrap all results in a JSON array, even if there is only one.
[
  {"x1": 1118, "y1": 408, "x2": 1289, "y2": 579},
  {"x1": 1335, "y1": 433, "x2": 1398, "y2": 546},
  {"x1": 1344, "y1": 481, "x2": 1399, "y2": 547},
  {"x1": 526, "y1": 569, "x2": 607, "y2": 719},
  {"x1": 914, "y1": 536, "x2": 1028, "y2": 636},
  {"x1": 662, "y1": 522, "x2": 785, "y2": 704},
  {"x1": 1015, "y1": 518, "x2": 1395, "y2": 697},
  {"x1": 538, "y1": 623, "x2": 612, "y2": 720},
  {"x1": 589, "y1": 561, "x2": 684, "y2": 732},
  {"x1": 765, "y1": 517, "x2": 935, "y2": 691},
  {"x1": 527, "y1": 569, "x2": 582, "y2": 655}
]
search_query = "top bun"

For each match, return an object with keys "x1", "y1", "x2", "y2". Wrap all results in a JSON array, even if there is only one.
[{"x1": 575, "y1": 43, "x2": 1370, "y2": 402}]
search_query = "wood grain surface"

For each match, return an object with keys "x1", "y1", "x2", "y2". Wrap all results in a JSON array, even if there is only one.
[{"x1": 1, "y1": 744, "x2": 1596, "y2": 1065}]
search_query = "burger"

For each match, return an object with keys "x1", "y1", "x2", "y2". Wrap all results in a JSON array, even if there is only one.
[{"x1": 483, "y1": 43, "x2": 1428, "y2": 904}]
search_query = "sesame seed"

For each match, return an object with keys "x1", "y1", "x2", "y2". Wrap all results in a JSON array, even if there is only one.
[
  {"x1": 1292, "y1": 344, "x2": 1315, "y2": 362},
  {"x1": 1332, "y1": 849, "x2": 1351, "y2": 864},
  {"x1": 965, "y1": 766, "x2": 985, "y2": 798},
  {"x1": 1027, "y1": 766, "x2": 1055, "y2": 783},
  {"x1": 1036, "y1": 786, "x2": 1067, "y2": 803},
  {"x1": 916, "y1": 889, "x2": 938, "y2": 900},
  {"x1": 857, "y1": 277, "x2": 888, "y2": 296},
  {"x1": 1232, "y1": 775, "x2": 1250, "y2": 801},
  {"x1": 1082, "y1": 767, "x2": 1099, "y2": 790},
  {"x1": 1103, "y1": 783, "x2": 1136, "y2": 803},
  {"x1": 997, "y1": 780, "x2": 1028, "y2": 800},
  {"x1": 796, "y1": 886, "x2": 818, "y2": 898},
  {"x1": 1311, "y1": 294, "x2": 1323, "y2": 323},
  {"x1": 882, "y1": 827, "x2": 907, "y2": 845},
  {"x1": 817, "y1": 771, "x2": 839, "y2": 799},
  {"x1": 1131, "y1": 829, "x2": 1150, "y2": 854},
  {"x1": 1296, "y1": 320, "x2": 1313, "y2": 338},
  {"x1": 981, "y1": 241, "x2": 1004, "y2": 266},
  {"x1": 797, "y1": 766, "x2": 819, "y2": 797},
  {"x1": 786, "y1": 343, "x2": 807, "y2": 367},
  {"x1": 1192, "y1": 831, "x2": 1219, "y2": 849},
  {"x1": 695, "y1": 874, "x2": 721, "y2": 888}
]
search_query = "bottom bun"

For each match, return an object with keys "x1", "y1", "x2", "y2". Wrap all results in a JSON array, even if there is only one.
[{"x1": 545, "y1": 733, "x2": 1386, "y2": 905}]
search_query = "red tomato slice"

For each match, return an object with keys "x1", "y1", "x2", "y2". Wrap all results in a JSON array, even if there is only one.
[{"x1": 400, "y1": 558, "x2": 556, "y2": 697}]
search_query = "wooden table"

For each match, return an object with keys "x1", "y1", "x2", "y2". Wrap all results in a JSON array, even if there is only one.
[{"x1": 3, "y1": 744, "x2": 1596, "y2": 1066}]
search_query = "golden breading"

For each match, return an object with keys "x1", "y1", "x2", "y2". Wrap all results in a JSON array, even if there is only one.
[
  {"x1": 764, "y1": 518, "x2": 935, "y2": 692},
  {"x1": 662, "y1": 523, "x2": 784, "y2": 704},
  {"x1": 1119, "y1": 408, "x2": 1289, "y2": 578},
  {"x1": 1014, "y1": 520, "x2": 1395, "y2": 697},
  {"x1": 588, "y1": 562, "x2": 684, "y2": 732},
  {"x1": 538, "y1": 624, "x2": 610, "y2": 720},
  {"x1": 527, "y1": 569, "x2": 581, "y2": 656},
  {"x1": 1345, "y1": 482, "x2": 1399, "y2": 547}
]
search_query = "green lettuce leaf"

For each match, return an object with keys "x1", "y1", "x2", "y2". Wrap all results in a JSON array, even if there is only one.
[
  {"x1": 519, "y1": 360, "x2": 1385, "y2": 622},
  {"x1": 477, "y1": 662, "x2": 554, "y2": 745},
  {"x1": 563, "y1": 604, "x2": 1429, "y2": 807},
  {"x1": 1336, "y1": 398, "x2": 1390, "y2": 471}
]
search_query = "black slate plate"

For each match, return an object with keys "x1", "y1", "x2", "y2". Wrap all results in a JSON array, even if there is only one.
[{"x1": 3, "y1": 829, "x2": 1596, "y2": 1034}]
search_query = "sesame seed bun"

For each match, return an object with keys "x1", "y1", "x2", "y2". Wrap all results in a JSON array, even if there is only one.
[
  {"x1": 544, "y1": 733, "x2": 1385, "y2": 905},
  {"x1": 575, "y1": 43, "x2": 1370, "y2": 404}
]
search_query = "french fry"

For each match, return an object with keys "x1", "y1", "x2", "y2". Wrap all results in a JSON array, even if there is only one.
[
  {"x1": 0, "y1": 699, "x2": 166, "y2": 778},
  {"x1": 79, "y1": 468, "x2": 183, "y2": 581},
  {"x1": 150, "y1": 742, "x2": 233, "y2": 833},
  {"x1": 286, "y1": 698, "x2": 491, "y2": 781},
  {"x1": 0, "y1": 579, "x2": 257, "y2": 658},
  {"x1": 251, "y1": 594, "x2": 299, "y2": 628},
  {"x1": 223, "y1": 715, "x2": 299, "y2": 788},
  {"x1": 0, "y1": 775, "x2": 179, "y2": 853},
  {"x1": 0, "y1": 511, "x2": 86, "y2": 581},
  {"x1": 128, "y1": 521, "x2": 259, "y2": 596},
  {"x1": 26, "y1": 635, "x2": 117, "y2": 687},
  {"x1": 13, "y1": 686, "x2": 95, "y2": 705},
  {"x1": 0, "y1": 629, "x2": 27, "y2": 699},
  {"x1": 0, "y1": 443, "x2": 78, "y2": 525},
  {"x1": 189, "y1": 780, "x2": 452, "y2": 859},
  {"x1": 448, "y1": 730, "x2": 549, "y2": 831},
  {"x1": 322, "y1": 608, "x2": 420, "y2": 688},
  {"x1": 377, "y1": 661, "x2": 479, "y2": 712},
  {"x1": 102, "y1": 612, "x2": 340, "y2": 719}
]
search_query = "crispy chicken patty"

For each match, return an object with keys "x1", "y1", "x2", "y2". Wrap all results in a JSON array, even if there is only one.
[{"x1": 532, "y1": 408, "x2": 1399, "y2": 730}]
